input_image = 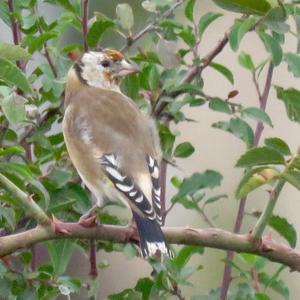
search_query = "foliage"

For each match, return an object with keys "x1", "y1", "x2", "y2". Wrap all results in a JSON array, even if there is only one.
[{"x1": 0, "y1": 0, "x2": 300, "y2": 299}]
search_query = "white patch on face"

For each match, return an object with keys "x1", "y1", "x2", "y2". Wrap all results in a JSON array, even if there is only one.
[{"x1": 80, "y1": 52, "x2": 120, "y2": 92}]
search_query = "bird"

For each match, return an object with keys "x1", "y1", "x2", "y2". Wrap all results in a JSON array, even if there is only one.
[{"x1": 62, "y1": 49, "x2": 172, "y2": 258}]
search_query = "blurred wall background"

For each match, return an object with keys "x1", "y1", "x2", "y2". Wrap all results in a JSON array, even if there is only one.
[{"x1": 1, "y1": 0, "x2": 300, "y2": 299}]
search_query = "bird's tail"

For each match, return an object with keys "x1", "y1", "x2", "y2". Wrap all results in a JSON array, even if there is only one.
[{"x1": 132, "y1": 211, "x2": 172, "y2": 258}]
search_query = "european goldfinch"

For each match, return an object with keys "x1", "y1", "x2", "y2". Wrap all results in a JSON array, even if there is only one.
[{"x1": 63, "y1": 49, "x2": 172, "y2": 258}]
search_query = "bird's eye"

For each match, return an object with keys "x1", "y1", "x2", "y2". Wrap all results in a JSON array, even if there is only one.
[{"x1": 101, "y1": 60, "x2": 110, "y2": 68}]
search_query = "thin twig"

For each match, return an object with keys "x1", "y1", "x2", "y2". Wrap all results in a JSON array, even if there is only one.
[
  {"x1": 120, "y1": 0, "x2": 186, "y2": 52},
  {"x1": 220, "y1": 63, "x2": 274, "y2": 300},
  {"x1": 82, "y1": 0, "x2": 89, "y2": 52},
  {"x1": 7, "y1": 0, "x2": 25, "y2": 71}
]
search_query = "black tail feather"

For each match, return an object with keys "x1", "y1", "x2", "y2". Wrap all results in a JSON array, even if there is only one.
[{"x1": 132, "y1": 211, "x2": 172, "y2": 258}]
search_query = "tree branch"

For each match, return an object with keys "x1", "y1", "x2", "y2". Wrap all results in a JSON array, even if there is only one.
[
  {"x1": 0, "y1": 223, "x2": 300, "y2": 271},
  {"x1": 0, "y1": 173, "x2": 50, "y2": 225},
  {"x1": 120, "y1": 0, "x2": 186, "y2": 52}
]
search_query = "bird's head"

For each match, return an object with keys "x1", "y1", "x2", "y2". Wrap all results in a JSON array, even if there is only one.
[{"x1": 73, "y1": 49, "x2": 140, "y2": 91}]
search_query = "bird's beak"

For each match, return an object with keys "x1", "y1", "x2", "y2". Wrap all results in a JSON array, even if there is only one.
[{"x1": 117, "y1": 60, "x2": 141, "y2": 77}]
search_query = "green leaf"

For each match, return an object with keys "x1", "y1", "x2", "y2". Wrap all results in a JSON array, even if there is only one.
[
  {"x1": 174, "y1": 142, "x2": 195, "y2": 158},
  {"x1": 209, "y1": 62, "x2": 234, "y2": 84},
  {"x1": 284, "y1": 52, "x2": 300, "y2": 77},
  {"x1": 212, "y1": 0, "x2": 271, "y2": 15},
  {"x1": 0, "y1": 1, "x2": 10, "y2": 25},
  {"x1": 238, "y1": 51, "x2": 255, "y2": 70},
  {"x1": 209, "y1": 97, "x2": 231, "y2": 114},
  {"x1": 236, "y1": 167, "x2": 279, "y2": 198},
  {"x1": 258, "y1": 272, "x2": 289, "y2": 299},
  {"x1": 0, "y1": 58, "x2": 33, "y2": 94},
  {"x1": 242, "y1": 107, "x2": 273, "y2": 127},
  {"x1": 22, "y1": 32, "x2": 58, "y2": 53},
  {"x1": 0, "y1": 43, "x2": 31, "y2": 61},
  {"x1": 159, "y1": 124, "x2": 175, "y2": 156},
  {"x1": 212, "y1": 118, "x2": 254, "y2": 147},
  {"x1": 236, "y1": 147, "x2": 285, "y2": 168},
  {"x1": 176, "y1": 170, "x2": 223, "y2": 198},
  {"x1": 173, "y1": 246, "x2": 204, "y2": 269},
  {"x1": 116, "y1": 3, "x2": 134, "y2": 31},
  {"x1": 281, "y1": 170, "x2": 300, "y2": 191},
  {"x1": 259, "y1": 31, "x2": 282, "y2": 66},
  {"x1": 135, "y1": 278, "x2": 155, "y2": 300},
  {"x1": 87, "y1": 20, "x2": 115, "y2": 47},
  {"x1": 229, "y1": 17, "x2": 256, "y2": 51},
  {"x1": 198, "y1": 12, "x2": 222, "y2": 36},
  {"x1": 275, "y1": 86, "x2": 300, "y2": 123},
  {"x1": 0, "y1": 146, "x2": 25, "y2": 157},
  {"x1": 204, "y1": 194, "x2": 228, "y2": 205},
  {"x1": 269, "y1": 215, "x2": 297, "y2": 248},
  {"x1": 264, "y1": 137, "x2": 291, "y2": 155},
  {"x1": 46, "y1": 240, "x2": 75, "y2": 275},
  {"x1": 185, "y1": 0, "x2": 196, "y2": 21},
  {"x1": 148, "y1": 64, "x2": 160, "y2": 91},
  {"x1": 178, "y1": 26, "x2": 196, "y2": 47},
  {"x1": 1, "y1": 94, "x2": 26, "y2": 124},
  {"x1": 0, "y1": 207, "x2": 16, "y2": 231},
  {"x1": 48, "y1": 168, "x2": 72, "y2": 189}
]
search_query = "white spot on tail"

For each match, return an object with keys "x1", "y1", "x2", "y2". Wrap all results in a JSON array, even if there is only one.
[
  {"x1": 146, "y1": 241, "x2": 169, "y2": 257},
  {"x1": 105, "y1": 166, "x2": 125, "y2": 181},
  {"x1": 116, "y1": 183, "x2": 133, "y2": 192}
]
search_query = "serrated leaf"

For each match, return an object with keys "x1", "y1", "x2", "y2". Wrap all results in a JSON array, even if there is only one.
[
  {"x1": 212, "y1": 118, "x2": 254, "y2": 147},
  {"x1": 198, "y1": 12, "x2": 222, "y2": 36},
  {"x1": 212, "y1": 0, "x2": 271, "y2": 15},
  {"x1": 185, "y1": 0, "x2": 196, "y2": 21},
  {"x1": 238, "y1": 51, "x2": 255, "y2": 70},
  {"x1": 209, "y1": 97, "x2": 231, "y2": 114},
  {"x1": 281, "y1": 170, "x2": 300, "y2": 191},
  {"x1": 242, "y1": 107, "x2": 273, "y2": 127},
  {"x1": 176, "y1": 170, "x2": 223, "y2": 199},
  {"x1": 116, "y1": 3, "x2": 134, "y2": 31},
  {"x1": 87, "y1": 19, "x2": 114, "y2": 47},
  {"x1": 236, "y1": 167, "x2": 279, "y2": 198},
  {"x1": 269, "y1": 215, "x2": 297, "y2": 248},
  {"x1": 209, "y1": 62, "x2": 234, "y2": 84},
  {"x1": 0, "y1": 43, "x2": 31, "y2": 61},
  {"x1": 236, "y1": 147, "x2": 285, "y2": 168},
  {"x1": 2, "y1": 94, "x2": 26, "y2": 124},
  {"x1": 284, "y1": 52, "x2": 300, "y2": 77},
  {"x1": 275, "y1": 86, "x2": 300, "y2": 123},
  {"x1": 174, "y1": 142, "x2": 195, "y2": 158},
  {"x1": 259, "y1": 31, "x2": 282, "y2": 66},
  {"x1": 264, "y1": 137, "x2": 291, "y2": 155},
  {"x1": 173, "y1": 246, "x2": 204, "y2": 269},
  {"x1": 0, "y1": 58, "x2": 33, "y2": 94}
]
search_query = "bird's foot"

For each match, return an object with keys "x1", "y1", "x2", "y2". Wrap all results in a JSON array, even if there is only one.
[{"x1": 78, "y1": 205, "x2": 99, "y2": 228}]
